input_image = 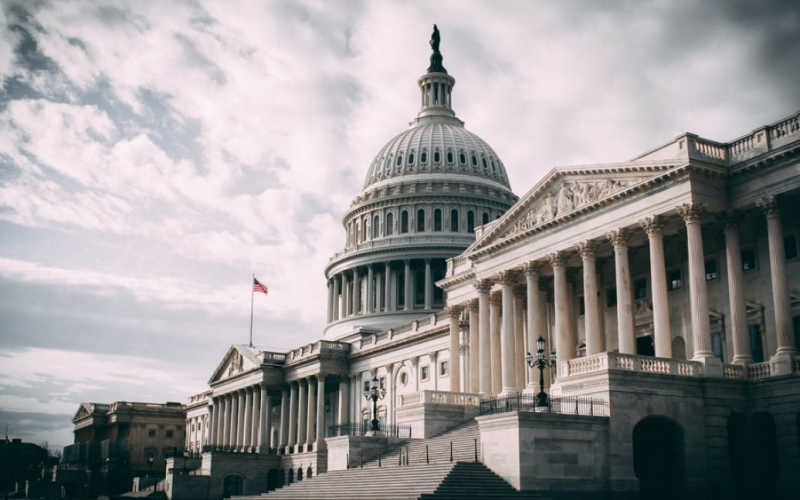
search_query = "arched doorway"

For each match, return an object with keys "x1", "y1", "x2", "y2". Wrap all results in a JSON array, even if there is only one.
[
  {"x1": 633, "y1": 416, "x2": 685, "y2": 499},
  {"x1": 750, "y1": 412, "x2": 778, "y2": 496},
  {"x1": 266, "y1": 469, "x2": 280, "y2": 491},
  {"x1": 223, "y1": 474, "x2": 244, "y2": 497}
]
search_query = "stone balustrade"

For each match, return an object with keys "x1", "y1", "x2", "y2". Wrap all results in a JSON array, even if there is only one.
[
  {"x1": 722, "y1": 364, "x2": 746, "y2": 380},
  {"x1": 286, "y1": 340, "x2": 350, "y2": 363},
  {"x1": 396, "y1": 390, "x2": 482, "y2": 408},
  {"x1": 747, "y1": 362, "x2": 772, "y2": 380},
  {"x1": 563, "y1": 352, "x2": 701, "y2": 378}
]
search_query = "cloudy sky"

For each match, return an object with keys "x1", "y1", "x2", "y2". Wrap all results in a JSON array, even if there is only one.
[{"x1": 1, "y1": 0, "x2": 798, "y2": 446}]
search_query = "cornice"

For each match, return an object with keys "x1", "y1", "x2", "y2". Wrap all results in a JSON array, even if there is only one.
[{"x1": 347, "y1": 325, "x2": 449, "y2": 361}]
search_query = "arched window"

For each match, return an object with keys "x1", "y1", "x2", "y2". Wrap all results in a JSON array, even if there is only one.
[
  {"x1": 396, "y1": 154, "x2": 403, "y2": 167},
  {"x1": 446, "y1": 151, "x2": 454, "y2": 163},
  {"x1": 482, "y1": 212, "x2": 489, "y2": 225},
  {"x1": 363, "y1": 216, "x2": 369, "y2": 241},
  {"x1": 467, "y1": 211, "x2": 475, "y2": 233},
  {"x1": 373, "y1": 215, "x2": 380, "y2": 238},
  {"x1": 420, "y1": 151, "x2": 427, "y2": 163},
  {"x1": 386, "y1": 212, "x2": 394, "y2": 236},
  {"x1": 459, "y1": 152, "x2": 466, "y2": 165},
  {"x1": 433, "y1": 151, "x2": 440, "y2": 163},
  {"x1": 450, "y1": 209, "x2": 459, "y2": 232},
  {"x1": 472, "y1": 153, "x2": 478, "y2": 166},
  {"x1": 434, "y1": 209, "x2": 442, "y2": 232},
  {"x1": 417, "y1": 209, "x2": 425, "y2": 232},
  {"x1": 400, "y1": 211, "x2": 409, "y2": 234},
  {"x1": 385, "y1": 156, "x2": 391, "y2": 169},
  {"x1": 407, "y1": 152, "x2": 414, "y2": 164}
]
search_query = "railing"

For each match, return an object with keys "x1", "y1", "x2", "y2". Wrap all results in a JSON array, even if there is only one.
[
  {"x1": 287, "y1": 340, "x2": 350, "y2": 362},
  {"x1": 723, "y1": 364, "x2": 746, "y2": 380},
  {"x1": 328, "y1": 422, "x2": 412, "y2": 439},
  {"x1": 479, "y1": 395, "x2": 608, "y2": 417},
  {"x1": 201, "y1": 444, "x2": 259, "y2": 453},
  {"x1": 692, "y1": 137, "x2": 727, "y2": 161},
  {"x1": 396, "y1": 390, "x2": 482, "y2": 408},
  {"x1": 260, "y1": 352, "x2": 287, "y2": 364},
  {"x1": 564, "y1": 352, "x2": 700, "y2": 378},
  {"x1": 747, "y1": 362, "x2": 771, "y2": 380}
]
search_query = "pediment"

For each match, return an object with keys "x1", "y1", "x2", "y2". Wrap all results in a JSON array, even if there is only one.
[
  {"x1": 471, "y1": 164, "x2": 674, "y2": 252},
  {"x1": 208, "y1": 345, "x2": 260, "y2": 384},
  {"x1": 72, "y1": 402, "x2": 105, "y2": 422}
]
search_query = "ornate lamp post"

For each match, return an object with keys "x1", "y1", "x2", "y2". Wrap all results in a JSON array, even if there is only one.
[
  {"x1": 525, "y1": 336, "x2": 556, "y2": 407},
  {"x1": 363, "y1": 376, "x2": 386, "y2": 432}
]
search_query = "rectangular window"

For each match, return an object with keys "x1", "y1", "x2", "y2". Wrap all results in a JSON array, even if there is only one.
[
  {"x1": 421, "y1": 365, "x2": 430, "y2": 381},
  {"x1": 166, "y1": 430, "x2": 174, "y2": 438},
  {"x1": 741, "y1": 247, "x2": 757, "y2": 271},
  {"x1": 363, "y1": 380, "x2": 370, "y2": 392},
  {"x1": 379, "y1": 377, "x2": 386, "y2": 389},
  {"x1": 606, "y1": 287, "x2": 617, "y2": 308},
  {"x1": 711, "y1": 333, "x2": 724, "y2": 362},
  {"x1": 634, "y1": 278, "x2": 648, "y2": 299},
  {"x1": 440, "y1": 360, "x2": 449, "y2": 377},
  {"x1": 785, "y1": 234, "x2": 798, "y2": 260},
  {"x1": 705, "y1": 257, "x2": 719, "y2": 281},
  {"x1": 148, "y1": 429, "x2": 156, "y2": 438},
  {"x1": 667, "y1": 268, "x2": 682, "y2": 291},
  {"x1": 749, "y1": 325, "x2": 764, "y2": 363}
]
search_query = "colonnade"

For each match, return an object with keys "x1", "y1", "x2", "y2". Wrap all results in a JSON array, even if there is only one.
[
  {"x1": 186, "y1": 414, "x2": 209, "y2": 451},
  {"x1": 207, "y1": 384, "x2": 271, "y2": 453},
  {"x1": 327, "y1": 259, "x2": 440, "y2": 323},
  {"x1": 447, "y1": 200, "x2": 797, "y2": 396}
]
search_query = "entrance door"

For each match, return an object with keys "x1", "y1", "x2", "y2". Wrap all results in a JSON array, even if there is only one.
[{"x1": 633, "y1": 417, "x2": 685, "y2": 500}]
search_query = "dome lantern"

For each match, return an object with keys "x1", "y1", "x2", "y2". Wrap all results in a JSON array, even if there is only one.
[{"x1": 416, "y1": 25, "x2": 458, "y2": 123}]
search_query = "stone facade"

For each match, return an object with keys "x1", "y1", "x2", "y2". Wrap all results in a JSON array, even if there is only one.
[{"x1": 163, "y1": 36, "x2": 800, "y2": 499}]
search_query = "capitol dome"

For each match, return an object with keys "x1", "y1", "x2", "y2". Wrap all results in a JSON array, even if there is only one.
[{"x1": 324, "y1": 26, "x2": 517, "y2": 340}]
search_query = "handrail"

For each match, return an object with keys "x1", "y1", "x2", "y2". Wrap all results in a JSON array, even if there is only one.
[{"x1": 479, "y1": 394, "x2": 608, "y2": 417}]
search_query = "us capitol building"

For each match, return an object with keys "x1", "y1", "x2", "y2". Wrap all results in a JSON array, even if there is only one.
[{"x1": 157, "y1": 29, "x2": 800, "y2": 499}]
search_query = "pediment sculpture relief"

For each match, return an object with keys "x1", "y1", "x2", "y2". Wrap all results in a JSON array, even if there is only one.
[{"x1": 505, "y1": 178, "x2": 634, "y2": 238}]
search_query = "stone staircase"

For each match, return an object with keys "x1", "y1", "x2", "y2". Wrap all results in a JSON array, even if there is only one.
[{"x1": 236, "y1": 419, "x2": 547, "y2": 499}]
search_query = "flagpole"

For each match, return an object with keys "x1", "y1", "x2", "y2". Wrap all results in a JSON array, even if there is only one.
[{"x1": 249, "y1": 273, "x2": 255, "y2": 347}]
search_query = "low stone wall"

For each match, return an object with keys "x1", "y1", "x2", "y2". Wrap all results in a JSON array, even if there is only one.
[
  {"x1": 326, "y1": 435, "x2": 410, "y2": 471},
  {"x1": 396, "y1": 401, "x2": 479, "y2": 438},
  {"x1": 477, "y1": 411, "x2": 610, "y2": 495}
]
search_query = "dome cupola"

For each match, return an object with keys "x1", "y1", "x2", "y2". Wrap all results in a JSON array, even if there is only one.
[{"x1": 324, "y1": 26, "x2": 517, "y2": 340}]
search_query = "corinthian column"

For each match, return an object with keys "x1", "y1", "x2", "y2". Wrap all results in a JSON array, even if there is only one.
[
  {"x1": 577, "y1": 241, "x2": 603, "y2": 355},
  {"x1": 641, "y1": 217, "x2": 671, "y2": 358},
  {"x1": 338, "y1": 377, "x2": 349, "y2": 425},
  {"x1": 332, "y1": 275, "x2": 340, "y2": 321},
  {"x1": 353, "y1": 267, "x2": 361, "y2": 316},
  {"x1": 340, "y1": 273, "x2": 349, "y2": 319},
  {"x1": 384, "y1": 262, "x2": 393, "y2": 312},
  {"x1": 607, "y1": 229, "x2": 635, "y2": 354},
  {"x1": 306, "y1": 377, "x2": 316, "y2": 450},
  {"x1": 497, "y1": 271, "x2": 518, "y2": 396},
  {"x1": 326, "y1": 280, "x2": 333, "y2": 323},
  {"x1": 315, "y1": 375, "x2": 326, "y2": 448},
  {"x1": 297, "y1": 380, "x2": 308, "y2": 449},
  {"x1": 367, "y1": 264, "x2": 375, "y2": 313},
  {"x1": 220, "y1": 397, "x2": 229, "y2": 449},
  {"x1": 243, "y1": 387, "x2": 253, "y2": 450},
  {"x1": 279, "y1": 387, "x2": 289, "y2": 450},
  {"x1": 424, "y1": 259, "x2": 433, "y2": 309},
  {"x1": 257, "y1": 385, "x2": 269, "y2": 453},
  {"x1": 757, "y1": 196, "x2": 797, "y2": 358},
  {"x1": 524, "y1": 262, "x2": 542, "y2": 391},
  {"x1": 513, "y1": 285, "x2": 526, "y2": 391},
  {"x1": 550, "y1": 251, "x2": 573, "y2": 374},
  {"x1": 237, "y1": 390, "x2": 246, "y2": 450},
  {"x1": 678, "y1": 203, "x2": 716, "y2": 366},
  {"x1": 723, "y1": 212, "x2": 751, "y2": 363},
  {"x1": 490, "y1": 291, "x2": 502, "y2": 394},
  {"x1": 288, "y1": 383, "x2": 298, "y2": 448},
  {"x1": 404, "y1": 259, "x2": 412, "y2": 310},
  {"x1": 468, "y1": 299, "x2": 480, "y2": 393},
  {"x1": 445, "y1": 305, "x2": 463, "y2": 392},
  {"x1": 475, "y1": 280, "x2": 492, "y2": 395}
]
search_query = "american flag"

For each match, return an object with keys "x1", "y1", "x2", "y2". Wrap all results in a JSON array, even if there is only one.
[{"x1": 253, "y1": 277, "x2": 269, "y2": 295}]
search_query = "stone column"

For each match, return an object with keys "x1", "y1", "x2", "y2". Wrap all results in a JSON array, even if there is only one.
[
  {"x1": 279, "y1": 388, "x2": 289, "y2": 450},
  {"x1": 641, "y1": 217, "x2": 672, "y2": 358},
  {"x1": 257, "y1": 385, "x2": 269, "y2": 452},
  {"x1": 490, "y1": 290, "x2": 502, "y2": 394},
  {"x1": 228, "y1": 393, "x2": 239, "y2": 450},
  {"x1": 221, "y1": 396, "x2": 230, "y2": 448},
  {"x1": 332, "y1": 275, "x2": 340, "y2": 321},
  {"x1": 306, "y1": 377, "x2": 316, "y2": 449},
  {"x1": 367, "y1": 264, "x2": 375, "y2": 313},
  {"x1": 429, "y1": 352, "x2": 439, "y2": 390},
  {"x1": 607, "y1": 229, "x2": 635, "y2": 354},
  {"x1": 475, "y1": 280, "x2": 492, "y2": 394},
  {"x1": 550, "y1": 251, "x2": 574, "y2": 374},
  {"x1": 720, "y1": 212, "x2": 752, "y2": 364},
  {"x1": 217, "y1": 397, "x2": 226, "y2": 448},
  {"x1": 577, "y1": 242, "x2": 603, "y2": 355},
  {"x1": 468, "y1": 299, "x2": 480, "y2": 393},
  {"x1": 497, "y1": 271, "x2": 518, "y2": 396},
  {"x1": 424, "y1": 259, "x2": 433, "y2": 309},
  {"x1": 352, "y1": 267, "x2": 361, "y2": 316},
  {"x1": 384, "y1": 262, "x2": 393, "y2": 312},
  {"x1": 678, "y1": 203, "x2": 716, "y2": 366},
  {"x1": 404, "y1": 259, "x2": 412, "y2": 310},
  {"x1": 757, "y1": 196, "x2": 797, "y2": 358},
  {"x1": 338, "y1": 377, "x2": 349, "y2": 425},
  {"x1": 288, "y1": 383, "x2": 298, "y2": 448},
  {"x1": 315, "y1": 375, "x2": 326, "y2": 447},
  {"x1": 446, "y1": 305, "x2": 462, "y2": 392},
  {"x1": 524, "y1": 263, "x2": 542, "y2": 391},
  {"x1": 326, "y1": 280, "x2": 333, "y2": 323},
  {"x1": 342, "y1": 272, "x2": 350, "y2": 318},
  {"x1": 376, "y1": 272, "x2": 383, "y2": 313},
  {"x1": 243, "y1": 387, "x2": 253, "y2": 450},
  {"x1": 513, "y1": 285, "x2": 526, "y2": 391},
  {"x1": 237, "y1": 390, "x2": 246, "y2": 450},
  {"x1": 297, "y1": 380, "x2": 308, "y2": 449},
  {"x1": 251, "y1": 387, "x2": 261, "y2": 451},
  {"x1": 208, "y1": 399, "x2": 217, "y2": 448}
]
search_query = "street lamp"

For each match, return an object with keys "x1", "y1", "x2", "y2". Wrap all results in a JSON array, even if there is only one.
[
  {"x1": 525, "y1": 336, "x2": 556, "y2": 408},
  {"x1": 363, "y1": 376, "x2": 386, "y2": 432}
]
